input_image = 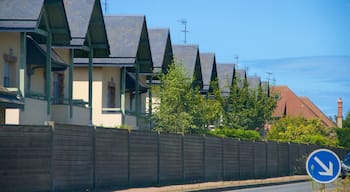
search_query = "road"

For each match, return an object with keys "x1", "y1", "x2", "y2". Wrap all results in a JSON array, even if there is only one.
[{"x1": 193, "y1": 181, "x2": 338, "y2": 192}]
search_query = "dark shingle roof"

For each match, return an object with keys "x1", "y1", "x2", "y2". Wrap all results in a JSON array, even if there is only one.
[
  {"x1": 247, "y1": 76, "x2": 261, "y2": 89},
  {"x1": 0, "y1": 0, "x2": 43, "y2": 30},
  {"x1": 74, "y1": 15, "x2": 153, "y2": 73},
  {"x1": 200, "y1": 53, "x2": 216, "y2": 91},
  {"x1": 64, "y1": 0, "x2": 109, "y2": 56},
  {"x1": 172, "y1": 44, "x2": 199, "y2": 78},
  {"x1": 64, "y1": 0, "x2": 94, "y2": 44},
  {"x1": 216, "y1": 63, "x2": 235, "y2": 96},
  {"x1": 148, "y1": 28, "x2": 173, "y2": 73},
  {"x1": 0, "y1": 0, "x2": 71, "y2": 45}
]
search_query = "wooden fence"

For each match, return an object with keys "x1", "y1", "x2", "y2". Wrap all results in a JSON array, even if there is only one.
[{"x1": 0, "y1": 124, "x2": 348, "y2": 191}]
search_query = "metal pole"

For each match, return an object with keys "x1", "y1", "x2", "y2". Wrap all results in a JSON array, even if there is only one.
[
  {"x1": 121, "y1": 67, "x2": 126, "y2": 125},
  {"x1": 69, "y1": 49, "x2": 74, "y2": 118},
  {"x1": 46, "y1": 32, "x2": 52, "y2": 117}
]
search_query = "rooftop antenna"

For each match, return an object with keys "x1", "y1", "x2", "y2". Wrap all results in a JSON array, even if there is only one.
[
  {"x1": 179, "y1": 19, "x2": 189, "y2": 44},
  {"x1": 235, "y1": 55, "x2": 239, "y2": 67},
  {"x1": 104, "y1": 0, "x2": 108, "y2": 13}
]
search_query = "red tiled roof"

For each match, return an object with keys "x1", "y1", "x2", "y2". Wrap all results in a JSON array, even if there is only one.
[{"x1": 271, "y1": 86, "x2": 336, "y2": 128}]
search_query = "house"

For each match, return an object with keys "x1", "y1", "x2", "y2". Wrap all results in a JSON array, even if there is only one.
[
  {"x1": 200, "y1": 53, "x2": 218, "y2": 96},
  {"x1": 271, "y1": 86, "x2": 337, "y2": 128},
  {"x1": 216, "y1": 63, "x2": 235, "y2": 97},
  {"x1": 147, "y1": 28, "x2": 173, "y2": 114},
  {"x1": 0, "y1": 0, "x2": 72, "y2": 125},
  {"x1": 172, "y1": 45, "x2": 203, "y2": 89},
  {"x1": 74, "y1": 16, "x2": 153, "y2": 129}
]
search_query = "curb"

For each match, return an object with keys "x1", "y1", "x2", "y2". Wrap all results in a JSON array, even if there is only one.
[{"x1": 116, "y1": 175, "x2": 310, "y2": 192}]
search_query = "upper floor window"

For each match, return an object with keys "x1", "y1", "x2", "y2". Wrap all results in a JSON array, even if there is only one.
[
  {"x1": 108, "y1": 78, "x2": 116, "y2": 108},
  {"x1": 4, "y1": 63, "x2": 9, "y2": 87}
]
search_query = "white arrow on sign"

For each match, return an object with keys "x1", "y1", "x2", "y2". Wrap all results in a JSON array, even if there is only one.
[{"x1": 314, "y1": 156, "x2": 333, "y2": 176}]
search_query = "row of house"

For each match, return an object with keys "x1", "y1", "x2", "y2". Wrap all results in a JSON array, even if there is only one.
[{"x1": 0, "y1": 0, "x2": 276, "y2": 129}]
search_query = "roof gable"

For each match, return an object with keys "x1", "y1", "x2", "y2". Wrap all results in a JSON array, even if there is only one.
[
  {"x1": 172, "y1": 45, "x2": 199, "y2": 78},
  {"x1": 200, "y1": 53, "x2": 217, "y2": 91},
  {"x1": 0, "y1": 0, "x2": 71, "y2": 45},
  {"x1": 148, "y1": 28, "x2": 173, "y2": 73},
  {"x1": 64, "y1": 0, "x2": 109, "y2": 57},
  {"x1": 247, "y1": 76, "x2": 261, "y2": 89},
  {"x1": 216, "y1": 63, "x2": 235, "y2": 96},
  {"x1": 271, "y1": 86, "x2": 335, "y2": 127}
]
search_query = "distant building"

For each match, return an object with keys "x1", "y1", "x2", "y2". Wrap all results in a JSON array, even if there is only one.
[{"x1": 271, "y1": 86, "x2": 337, "y2": 128}]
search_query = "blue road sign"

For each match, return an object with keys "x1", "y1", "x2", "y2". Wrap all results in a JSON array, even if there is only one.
[{"x1": 306, "y1": 148, "x2": 341, "y2": 183}]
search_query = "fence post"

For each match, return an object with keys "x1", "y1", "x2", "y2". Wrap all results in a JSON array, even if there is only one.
[
  {"x1": 221, "y1": 137, "x2": 224, "y2": 181},
  {"x1": 252, "y1": 140, "x2": 255, "y2": 179},
  {"x1": 181, "y1": 134, "x2": 185, "y2": 182},
  {"x1": 265, "y1": 141, "x2": 268, "y2": 178},
  {"x1": 288, "y1": 142, "x2": 291, "y2": 176},
  {"x1": 92, "y1": 126, "x2": 96, "y2": 191},
  {"x1": 202, "y1": 135, "x2": 206, "y2": 181},
  {"x1": 237, "y1": 138, "x2": 241, "y2": 180},
  {"x1": 157, "y1": 132, "x2": 160, "y2": 185},
  {"x1": 128, "y1": 130, "x2": 131, "y2": 187},
  {"x1": 50, "y1": 124, "x2": 55, "y2": 192},
  {"x1": 277, "y1": 142, "x2": 280, "y2": 177}
]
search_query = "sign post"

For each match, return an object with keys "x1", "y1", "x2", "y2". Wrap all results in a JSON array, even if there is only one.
[{"x1": 306, "y1": 148, "x2": 341, "y2": 184}]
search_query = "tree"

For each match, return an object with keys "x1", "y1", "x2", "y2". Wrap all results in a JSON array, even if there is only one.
[
  {"x1": 343, "y1": 111, "x2": 350, "y2": 128},
  {"x1": 216, "y1": 75, "x2": 276, "y2": 130},
  {"x1": 151, "y1": 61, "x2": 221, "y2": 134},
  {"x1": 267, "y1": 117, "x2": 337, "y2": 146}
]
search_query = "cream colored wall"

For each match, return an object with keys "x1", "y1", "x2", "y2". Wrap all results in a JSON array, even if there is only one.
[
  {"x1": 125, "y1": 114, "x2": 137, "y2": 129},
  {"x1": 0, "y1": 32, "x2": 20, "y2": 87},
  {"x1": 30, "y1": 68, "x2": 45, "y2": 95},
  {"x1": 51, "y1": 104, "x2": 90, "y2": 125},
  {"x1": 73, "y1": 68, "x2": 89, "y2": 102},
  {"x1": 6, "y1": 98, "x2": 48, "y2": 125}
]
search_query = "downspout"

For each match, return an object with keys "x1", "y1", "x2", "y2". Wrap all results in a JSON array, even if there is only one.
[
  {"x1": 19, "y1": 32, "x2": 26, "y2": 108},
  {"x1": 121, "y1": 67, "x2": 126, "y2": 125},
  {"x1": 135, "y1": 62, "x2": 140, "y2": 128},
  {"x1": 69, "y1": 49, "x2": 74, "y2": 119},
  {"x1": 46, "y1": 32, "x2": 52, "y2": 118}
]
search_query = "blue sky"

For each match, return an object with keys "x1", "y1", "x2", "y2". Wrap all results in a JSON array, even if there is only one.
[{"x1": 105, "y1": 0, "x2": 350, "y2": 119}]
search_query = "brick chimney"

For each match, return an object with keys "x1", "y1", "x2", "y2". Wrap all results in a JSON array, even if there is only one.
[{"x1": 337, "y1": 97, "x2": 343, "y2": 128}]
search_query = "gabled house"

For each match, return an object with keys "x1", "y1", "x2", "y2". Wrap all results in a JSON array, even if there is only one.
[
  {"x1": 200, "y1": 53, "x2": 218, "y2": 96},
  {"x1": 63, "y1": 0, "x2": 110, "y2": 125},
  {"x1": 216, "y1": 63, "x2": 235, "y2": 97},
  {"x1": 0, "y1": 0, "x2": 72, "y2": 125},
  {"x1": 271, "y1": 86, "x2": 337, "y2": 128},
  {"x1": 147, "y1": 28, "x2": 173, "y2": 115},
  {"x1": 172, "y1": 45, "x2": 203, "y2": 90},
  {"x1": 74, "y1": 15, "x2": 153, "y2": 129}
]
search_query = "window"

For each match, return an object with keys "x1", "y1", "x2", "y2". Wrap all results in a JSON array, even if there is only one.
[
  {"x1": 108, "y1": 78, "x2": 116, "y2": 108},
  {"x1": 4, "y1": 63, "x2": 9, "y2": 87},
  {"x1": 53, "y1": 73, "x2": 64, "y2": 104}
]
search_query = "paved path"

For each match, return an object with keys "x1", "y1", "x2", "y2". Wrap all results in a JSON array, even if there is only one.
[{"x1": 116, "y1": 175, "x2": 310, "y2": 192}]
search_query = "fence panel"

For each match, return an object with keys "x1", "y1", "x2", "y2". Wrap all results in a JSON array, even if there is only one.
[
  {"x1": 183, "y1": 135, "x2": 204, "y2": 182},
  {"x1": 239, "y1": 140, "x2": 254, "y2": 179},
  {"x1": 266, "y1": 142, "x2": 278, "y2": 177},
  {"x1": 297, "y1": 144, "x2": 308, "y2": 175},
  {"x1": 95, "y1": 127, "x2": 129, "y2": 189},
  {"x1": 0, "y1": 125, "x2": 52, "y2": 192},
  {"x1": 53, "y1": 124, "x2": 94, "y2": 192},
  {"x1": 129, "y1": 131, "x2": 158, "y2": 186},
  {"x1": 254, "y1": 141, "x2": 266, "y2": 178},
  {"x1": 223, "y1": 138, "x2": 239, "y2": 180},
  {"x1": 204, "y1": 136, "x2": 222, "y2": 181},
  {"x1": 159, "y1": 133, "x2": 183, "y2": 184},
  {"x1": 278, "y1": 142, "x2": 289, "y2": 176}
]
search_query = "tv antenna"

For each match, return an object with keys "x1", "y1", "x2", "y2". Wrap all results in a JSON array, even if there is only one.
[
  {"x1": 104, "y1": 0, "x2": 108, "y2": 13},
  {"x1": 265, "y1": 72, "x2": 275, "y2": 85},
  {"x1": 235, "y1": 55, "x2": 239, "y2": 66},
  {"x1": 179, "y1": 19, "x2": 189, "y2": 44}
]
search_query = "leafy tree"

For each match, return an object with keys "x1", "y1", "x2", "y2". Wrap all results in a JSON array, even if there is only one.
[
  {"x1": 343, "y1": 111, "x2": 350, "y2": 128},
  {"x1": 216, "y1": 75, "x2": 276, "y2": 130},
  {"x1": 151, "y1": 61, "x2": 221, "y2": 134},
  {"x1": 267, "y1": 117, "x2": 337, "y2": 146}
]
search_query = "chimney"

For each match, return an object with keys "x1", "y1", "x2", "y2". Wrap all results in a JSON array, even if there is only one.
[{"x1": 337, "y1": 97, "x2": 343, "y2": 128}]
